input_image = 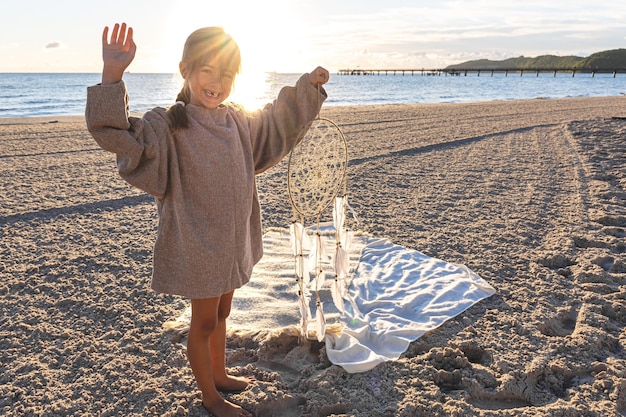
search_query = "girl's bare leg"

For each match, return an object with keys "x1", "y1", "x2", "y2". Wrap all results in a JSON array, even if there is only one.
[
  {"x1": 188, "y1": 297, "x2": 252, "y2": 417},
  {"x1": 210, "y1": 290, "x2": 253, "y2": 392}
]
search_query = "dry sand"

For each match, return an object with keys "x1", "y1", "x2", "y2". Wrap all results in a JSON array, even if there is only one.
[{"x1": 1, "y1": 97, "x2": 625, "y2": 416}]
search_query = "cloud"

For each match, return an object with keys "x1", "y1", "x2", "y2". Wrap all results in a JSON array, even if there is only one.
[
  {"x1": 309, "y1": 2, "x2": 626, "y2": 70},
  {"x1": 45, "y1": 41, "x2": 63, "y2": 49}
]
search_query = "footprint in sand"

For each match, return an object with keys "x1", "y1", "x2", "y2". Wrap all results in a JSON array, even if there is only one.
[{"x1": 538, "y1": 305, "x2": 579, "y2": 337}]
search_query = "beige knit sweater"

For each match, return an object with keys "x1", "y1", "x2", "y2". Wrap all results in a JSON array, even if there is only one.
[{"x1": 86, "y1": 74, "x2": 326, "y2": 299}]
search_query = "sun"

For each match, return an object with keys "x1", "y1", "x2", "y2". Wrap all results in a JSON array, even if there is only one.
[
  {"x1": 219, "y1": 1, "x2": 300, "y2": 70},
  {"x1": 221, "y1": 26, "x2": 275, "y2": 110},
  {"x1": 219, "y1": 4, "x2": 301, "y2": 109}
]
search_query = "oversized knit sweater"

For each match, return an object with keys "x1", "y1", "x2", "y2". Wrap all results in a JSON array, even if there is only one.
[{"x1": 86, "y1": 74, "x2": 326, "y2": 299}]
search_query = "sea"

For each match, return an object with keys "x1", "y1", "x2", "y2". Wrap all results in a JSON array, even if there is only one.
[{"x1": 1, "y1": 71, "x2": 625, "y2": 118}]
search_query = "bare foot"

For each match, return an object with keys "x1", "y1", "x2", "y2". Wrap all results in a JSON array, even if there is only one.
[
  {"x1": 214, "y1": 374, "x2": 254, "y2": 393},
  {"x1": 202, "y1": 398, "x2": 253, "y2": 417}
]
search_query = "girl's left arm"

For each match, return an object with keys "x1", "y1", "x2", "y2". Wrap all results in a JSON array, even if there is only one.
[
  {"x1": 308, "y1": 66, "x2": 330, "y2": 88},
  {"x1": 247, "y1": 67, "x2": 329, "y2": 173}
]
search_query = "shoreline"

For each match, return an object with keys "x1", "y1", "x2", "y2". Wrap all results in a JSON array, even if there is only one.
[
  {"x1": 1, "y1": 97, "x2": 625, "y2": 416},
  {"x1": 0, "y1": 115, "x2": 86, "y2": 125}
]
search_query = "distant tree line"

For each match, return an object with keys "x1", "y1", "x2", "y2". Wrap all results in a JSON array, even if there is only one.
[{"x1": 445, "y1": 48, "x2": 626, "y2": 70}]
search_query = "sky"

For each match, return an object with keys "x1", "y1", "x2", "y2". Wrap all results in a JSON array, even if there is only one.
[{"x1": 2, "y1": 0, "x2": 625, "y2": 75}]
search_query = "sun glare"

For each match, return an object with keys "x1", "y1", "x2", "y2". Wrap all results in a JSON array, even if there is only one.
[
  {"x1": 213, "y1": 1, "x2": 304, "y2": 109},
  {"x1": 230, "y1": 70, "x2": 270, "y2": 111},
  {"x1": 163, "y1": 0, "x2": 306, "y2": 109},
  {"x1": 221, "y1": 13, "x2": 294, "y2": 109}
]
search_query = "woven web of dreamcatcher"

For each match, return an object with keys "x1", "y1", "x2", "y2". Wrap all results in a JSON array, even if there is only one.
[
  {"x1": 287, "y1": 116, "x2": 352, "y2": 342},
  {"x1": 288, "y1": 118, "x2": 347, "y2": 218}
]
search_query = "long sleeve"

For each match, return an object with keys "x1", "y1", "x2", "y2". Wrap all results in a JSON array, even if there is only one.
[
  {"x1": 85, "y1": 81, "x2": 170, "y2": 199},
  {"x1": 245, "y1": 74, "x2": 327, "y2": 174}
]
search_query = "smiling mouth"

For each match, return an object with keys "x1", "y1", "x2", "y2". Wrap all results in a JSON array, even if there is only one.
[{"x1": 205, "y1": 89, "x2": 220, "y2": 98}]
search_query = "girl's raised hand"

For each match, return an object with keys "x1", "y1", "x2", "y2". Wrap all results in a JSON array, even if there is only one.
[
  {"x1": 101, "y1": 23, "x2": 136, "y2": 84},
  {"x1": 308, "y1": 66, "x2": 329, "y2": 87}
]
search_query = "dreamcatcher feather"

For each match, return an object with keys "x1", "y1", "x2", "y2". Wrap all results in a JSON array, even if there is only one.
[{"x1": 288, "y1": 113, "x2": 349, "y2": 342}]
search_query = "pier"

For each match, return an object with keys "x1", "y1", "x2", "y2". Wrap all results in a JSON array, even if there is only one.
[{"x1": 338, "y1": 68, "x2": 626, "y2": 77}]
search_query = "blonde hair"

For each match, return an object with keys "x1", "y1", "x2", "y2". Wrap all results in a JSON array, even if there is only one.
[{"x1": 167, "y1": 27, "x2": 241, "y2": 132}]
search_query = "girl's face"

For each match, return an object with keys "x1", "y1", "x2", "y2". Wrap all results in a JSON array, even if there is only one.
[{"x1": 181, "y1": 56, "x2": 235, "y2": 109}]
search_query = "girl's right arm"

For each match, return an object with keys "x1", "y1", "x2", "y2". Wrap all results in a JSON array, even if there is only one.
[{"x1": 101, "y1": 23, "x2": 136, "y2": 84}]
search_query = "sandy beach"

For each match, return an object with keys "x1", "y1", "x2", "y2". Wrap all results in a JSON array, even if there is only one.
[{"x1": 1, "y1": 96, "x2": 625, "y2": 416}]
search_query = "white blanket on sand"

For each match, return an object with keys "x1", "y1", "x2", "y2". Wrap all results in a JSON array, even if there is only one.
[
  {"x1": 324, "y1": 236, "x2": 496, "y2": 373},
  {"x1": 173, "y1": 228, "x2": 496, "y2": 373}
]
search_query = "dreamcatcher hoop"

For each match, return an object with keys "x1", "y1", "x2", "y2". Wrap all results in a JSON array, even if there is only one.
[
  {"x1": 287, "y1": 117, "x2": 348, "y2": 219},
  {"x1": 287, "y1": 113, "x2": 351, "y2": 342}
]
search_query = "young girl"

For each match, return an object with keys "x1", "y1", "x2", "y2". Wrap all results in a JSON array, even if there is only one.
[{"x1": 86, "y1": 23, "x2": 329, "y2": 417}]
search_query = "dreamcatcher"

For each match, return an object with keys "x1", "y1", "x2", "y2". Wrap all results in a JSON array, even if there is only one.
[{"x1": 288, "y1": 104, "x2": 352, "y2": 341}]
